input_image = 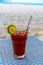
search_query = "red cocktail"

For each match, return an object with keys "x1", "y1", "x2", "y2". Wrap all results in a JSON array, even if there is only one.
[
  {"x1": 11, "y1": 31, "x2": 28, "y2": 59},
  {"x1": 7, "y1": 16, "x2": 32, "y2": 59}
]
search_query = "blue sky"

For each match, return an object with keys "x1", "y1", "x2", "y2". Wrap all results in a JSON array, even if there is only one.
[
  {"x1": 5, "y1": 0, "x2": 43, "y2": 3},
  {"x1": 0, "y1": 0, "x2": 43, "y2": 3},
  {"x1": 0, "y1": 0, "x2": 43, "y2": 5}
]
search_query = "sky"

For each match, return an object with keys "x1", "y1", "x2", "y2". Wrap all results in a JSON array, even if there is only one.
[
  {"x1": 0, "y1": 0, "x2": 43, "y2": 5},
  {"x1": 5, "y1": 0, "x2": 43, "y2": 3}
]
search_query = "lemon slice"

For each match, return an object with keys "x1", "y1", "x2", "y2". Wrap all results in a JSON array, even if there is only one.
[{"x1": 7, "y1": 25, "x2": 16, "y2": 35}]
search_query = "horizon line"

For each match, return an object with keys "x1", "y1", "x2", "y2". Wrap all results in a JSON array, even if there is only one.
[{"x1": 0, "y1": 2, "x2": 43, "y2": 5}]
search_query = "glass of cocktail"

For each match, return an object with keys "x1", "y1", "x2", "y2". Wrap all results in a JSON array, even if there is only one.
[
  {"x1": 7, "y1": 16, "x2": 32, "y2": 59},
  {"x1": 11, "y1": 29, "x2": 28, "y2": 59}
]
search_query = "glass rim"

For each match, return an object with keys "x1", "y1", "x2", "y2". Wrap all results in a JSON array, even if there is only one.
[{"x1": 16, "y1": 29, "x2": 28, "y2": 33}]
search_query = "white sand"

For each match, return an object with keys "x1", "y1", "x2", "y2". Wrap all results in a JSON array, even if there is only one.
[
  {"x1": 0, "y1": 11, "x2": 43, "y2": 41},
  {"x1": 0, "y1": 27, "x2": 43, "y2": 42},
  {"x1": 29, "y1": 28, "x2": 43, "y2": 41}
]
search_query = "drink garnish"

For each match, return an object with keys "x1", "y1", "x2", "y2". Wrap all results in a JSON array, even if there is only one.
[{"x1": 7, "y1": 25, "x2": 16, "y2": 35}]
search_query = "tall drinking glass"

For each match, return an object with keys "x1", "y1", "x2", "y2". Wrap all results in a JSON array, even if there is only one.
[{"x1": 10, "y1": 16, "x2": 32, "y2": 59}]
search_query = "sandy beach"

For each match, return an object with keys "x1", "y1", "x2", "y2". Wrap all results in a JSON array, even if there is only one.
[
  {"x1": 0, "y1": 27, "x2": 43, "y2": 42},
  {"x1": 28, "y1": 28, "x2": 43, "y2": 41},
  {"x1": 0, "y1": 4, "x2": 43, "y2": 41},
  {"x1": 0, "y1": 14, "x2": 43, "y2": 41}
]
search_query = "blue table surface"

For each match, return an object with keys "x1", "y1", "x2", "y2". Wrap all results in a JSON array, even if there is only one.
[{"x1": 0, "y1": 35, "x2": 43, "y2": 65}]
